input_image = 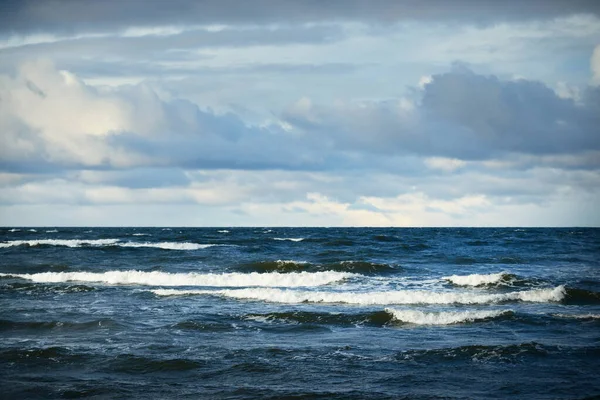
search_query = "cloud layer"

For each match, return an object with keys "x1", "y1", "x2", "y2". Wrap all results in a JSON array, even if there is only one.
[{"x1": 0, "y1": 2, "x2": 599, "y2": 226}]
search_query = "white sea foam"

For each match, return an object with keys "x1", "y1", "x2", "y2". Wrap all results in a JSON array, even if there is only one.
[
  {"x1": 275, "y1": 259, "x2": 309, "y2": 265},
  {"x1": 0, "y1": 239, "x2": 120, "y2": 248},
  {"x1": 0, "y1": 270, "x2": 353, "y2": 287},
  {"x1": 152, "y1": 286, "x2": 566, "y2": 305},
  {"x1": 218, "y1": 230, "x2": 230, "y2": 233},
  {"x1": 552, "y1": 313, "x2": 600, "y2": 320},
  {"x1": 28, "y1": 229, "x2": 37, "y2": 232},
  {"x1": 0, "y1": 239, "x2": 215, "y2": 250},
  {"x1": 8, "y1": 228, "x2": 20, "y2": 232},
  {"x1": 273, "y1": 238, "x2": 304, "y2": 242},
  {"x1": 45, "y1": 229, "x2": 58, "y2": 233},
  {"x1": 132, "y1": 233, "x2": 150, "y2": 236},
  {"x1": 384, "y1": 308, "x2": 513, "y2": 325},
  {"x1": 118, "y1": 242, "x2": 215, "y2": 250},
  {"x1": 443, "y1": 272, "x2": 511, "y2": 286}
]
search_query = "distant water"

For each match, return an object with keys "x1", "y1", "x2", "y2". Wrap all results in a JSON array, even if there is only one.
[{"x1": 1, "y1": 227, "x2": 599, "y2": 399}]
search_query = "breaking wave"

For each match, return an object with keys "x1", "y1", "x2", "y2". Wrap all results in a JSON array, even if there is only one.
[
  {"x1": 552, "y1": 313, "x2": 600, "y2": 320},
  {"x1": 273, "y1": 238, "x2": 304, "y2": 242},
  {"x1": 0, "y1": 270, "x2": 354, "y2": 288},
  {"x1": 152, "y1": 286, "x2": 566, "y2": 305},
  {"x1": 384, "y1": 308, "x2": 514, "y2": 325},
  {"x1": 443, "y1": 272, "x2": 518, "y2": 287},
  {"x1": 0, "y1": 239, "x2": 217, "y2": 250}
]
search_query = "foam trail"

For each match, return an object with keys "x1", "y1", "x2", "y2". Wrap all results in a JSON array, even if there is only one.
[
  {"x1": 0, "y1": 270, "x2": 354, "y2": 288},
  {"x1": 273, "y1": 238, "x2": 304, "y2": 242},
  {"x1": 552, "y1": 313, "x2": 600, "y2": 320},
  {"x1": 152, "y1": 286, "x2": 566, "y2": 304},
  {"x1": 0, "y1": 239, "x2": 215, "y2": 250},
  {"x1": 443, "y1": 272, "x2": 511, "y2": 286},
  {"x1": 118, "y1": 242, "x2": 214, "y2": 250},
  {"x1": 384, "y1": 308, "x2": 513, "y2": 325},
  {"x1": 0, "y1": 239, "x2": 120, "y2": 248}
]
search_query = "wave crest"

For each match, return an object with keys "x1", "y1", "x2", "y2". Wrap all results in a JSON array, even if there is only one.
[
  {"x1": 384, "y1": 308, "x2": 514, "y2": 325},
  {"x1": 0, "y1": 239, "x2": 217, "y2": 250},
  {"x1": 0, "y1": 270, "x2": 354, "y2": 288},
  {"x1": 443, "y1": 272, "x2": 517, "y2": 287},
  {"x1": 152, "y1": 286, "x2": 566, "y2": 305}
]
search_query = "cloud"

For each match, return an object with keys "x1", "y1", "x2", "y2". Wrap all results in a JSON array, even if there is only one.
[
  {"x1": 2, "y1": 59, "x2": 599, "y2": 176},
  {"x1": 284, "y1": 66, "x2": 600, "y2": 159},
  {"x1": 592, "y1": 44, "x2": 600, "y2": 84},
  {"x1": 1, "y1": 0, "x2": 598, "y2": 36}
]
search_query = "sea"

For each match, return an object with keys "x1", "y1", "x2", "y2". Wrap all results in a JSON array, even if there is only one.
[{"x1": 1, "y1": 227, "x2": 599, "y2": 399}]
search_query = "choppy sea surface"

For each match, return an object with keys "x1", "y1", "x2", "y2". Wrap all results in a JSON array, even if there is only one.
[{"x1": 1, "y1": 227, "x2": 599, "y2": 399}]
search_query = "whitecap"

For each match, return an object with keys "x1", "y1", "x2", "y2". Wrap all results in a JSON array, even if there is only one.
[
  {"x1": 443, "y1": 272, "x2": 512, "y2": 287},
  {"x1": 118, "y1": 242, "x2": 214, "y2": 250},
  {"x1": 384, "y1": 308, "x2": 513, "y2": 325},
  {"x1": 0, "y1": 239, "x2": 120, "y2": 248},
  {"x1": 552, "y1": 313, "x2": 600, "y2": 320},
  {"x1": 151, "y1": 286, "x2": 566, "y2": 305},
  {"x1": 273, "y1": 238, "x2": 304, "y2": 242},
  {"x1": 0, "y1": 270, "x2": 354, "y2": 288},
  {"x1": 0, "y1": 239, "x2": 215, "y2": 251}
]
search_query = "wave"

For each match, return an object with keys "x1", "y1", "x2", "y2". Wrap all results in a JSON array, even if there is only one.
[
  {"x1": 2, "y1": 281, "x2": 96, "y2": 294},
  {"x1": 0, "y1": 270, "x2": 354, "y2": 288},
  {"x1": 396, "y1": 342, "x2": 553, "y2": 363},
  {"x1": 152, "y1": 286, "x2": 566, "y2": 305},
  {"x1": 8, "y1": 228, "x2": 20, "y2": 232},
  {"x1": 218, "y1": 230, "x2": 230, "y2": 233},
  {"x1": 443, "y1": 272, "x2": 517, "y2": 287},
  {"x1": 243, "y1": 310, "x2": 393, "y2": 327},
  {"x1": 0, "y1": 318, "x2": 119, "y2": 331},
  {"x1": 0, "y1": 239, "x2": 216, "y2": 250},
  {"x1": 118, "y1": 242, "x2": 215, "y2": 250},
  {"x1": 239, "y1": 260, "x2": 310, "y2": 273},
  {"x1": 45, "y1": 229, "x2": 58, "y2": 233},
  {"x1": 273, "y1": 237, "x2": 304, "y2": 242},
  {"x1": 238, "y1": 260, "x2": 397, "y2": 274},
  {"x1": 384, "y1": 308, "x2": 514, "y2": 325},
  {"x1": 131, "y1": 233, "x2": 150, "y2": 236},
  {"x1": 110, "y1": 354, "x2": 204, "y2": 374},
  {"x1": 0, "y1": 346, "x2": 87, "y2": 364},
  {"x1": 552, "y1": 313, "x2": 600, "y2": 320},
  {"x1": 562, "y1": 288, "x2": 600, "y2": 305}
]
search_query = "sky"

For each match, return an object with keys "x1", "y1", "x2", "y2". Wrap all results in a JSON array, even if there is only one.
[{"x1": 0, "y1": 0, "x2": 599, "y2": 227}]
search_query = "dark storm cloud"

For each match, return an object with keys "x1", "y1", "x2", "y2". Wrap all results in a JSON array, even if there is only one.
[{"x1": 1, "y1": 0, "x2": 599, "y2": 35}]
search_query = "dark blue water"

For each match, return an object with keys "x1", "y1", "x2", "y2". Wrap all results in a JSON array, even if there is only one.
[{"x1": 1, "y1": 227, "x2": 599, "y2": 399}]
